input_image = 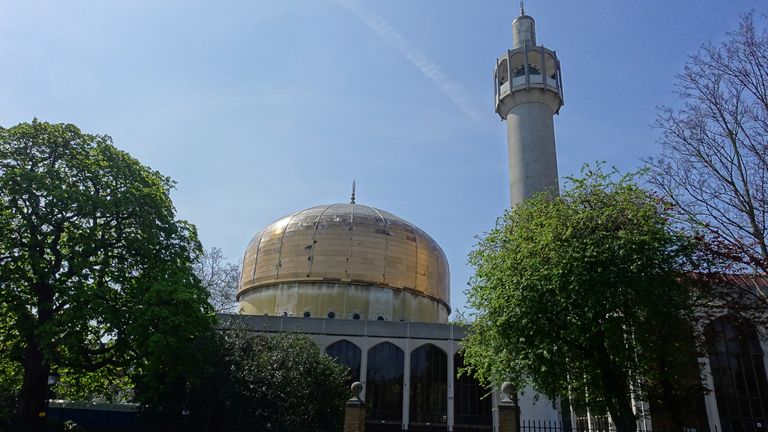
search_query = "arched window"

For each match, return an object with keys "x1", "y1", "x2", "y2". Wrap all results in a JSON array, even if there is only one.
[
  {"x1": 498, "y1": 60, "x2": 509, "y2": 85},
  {"x1": 409, "y1": 343, "x2": 447, "y2": 425},
  {"x1": 514, "y1": 65, "x2": 541, "y2": 77},
  {"x1": 454, "y1": 353, "x2": 492, "y2": 428},
  {"x1": 325, "y1": 340, "x2": 361, "y2": 385},
  {"x1": 706, "y1": 316, "x2": 768, "y2": 431},
  {"x1": 366, "y1": 342, "x2": 404, "y2": 424}
]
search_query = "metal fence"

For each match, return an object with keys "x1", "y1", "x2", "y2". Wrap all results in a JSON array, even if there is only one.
[
  {"x1": 518, "y1": 418, "x2": 741, "y2": 432},
  {"x1": 520, "y1": 419, "x2": 667, "y2": 432},
  {"x1": 362, "y1": 421, "x2": 492, "y2": 432},
  {"x1": 453, "y1": 425, "x2": 494, "y2": 432}
]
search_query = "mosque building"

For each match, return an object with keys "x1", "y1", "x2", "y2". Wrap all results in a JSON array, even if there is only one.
[
  {"x1": 231, "y1": 200, "x2": 504, "y2": 432},
  {"x1": 229, "y1": 6, "x2": 564, "y2": 431},
  {"x1": 229, "y1": 5, "x2": 768, "y2": 432}
]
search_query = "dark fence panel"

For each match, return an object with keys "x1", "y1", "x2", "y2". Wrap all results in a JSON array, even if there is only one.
[
  {"x1": 453, "y1": 425, "x2": 493, "y2": 432},
  {"x1": 47, "y1": 406, "x2": 140, "y2": 431},
  {"x1": 408, "y1": 423, "x2": 448, "y2": 432},
  {"x1": 227, "y1": 425, "x2": 342, "y2": 432},
  {"x1": 365, "y1": 420, "x2": 404, "y2": 432},
  {"x1": 47, "y1": 406, "x2": 342, "y2": 432}
]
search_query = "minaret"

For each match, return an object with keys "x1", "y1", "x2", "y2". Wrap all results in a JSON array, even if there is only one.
[{"x1": 494, "y1": 3, "x2": 564, "y2": 206}]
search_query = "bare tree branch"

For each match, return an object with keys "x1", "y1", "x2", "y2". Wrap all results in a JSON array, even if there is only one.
[
  {"x1": 194, "y1": 247, "x2": 240, "y2": 314},
  {"x1": 648, "y1": 13, "x2": 768, "y2": 274}
]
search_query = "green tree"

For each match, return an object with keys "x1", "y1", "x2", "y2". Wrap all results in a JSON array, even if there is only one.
[
  {"x1": 53, "y1": 364, "x2": 133, "y2": 404},
  {"x1": 0, "y1": 120, "x2": 213, "y2": 431},
  {"x1": 0, "y1": 301, "x2": 22, "y2": 430},
  {"x1": 128, "y1": 268, "x2": 217, "y2": 425},
  {"x1": 462, "y1": 166, "x2": 701, "y2": 432},
  {"x1": 190, "y1": 327, "x2": 349, "y2": 432}
]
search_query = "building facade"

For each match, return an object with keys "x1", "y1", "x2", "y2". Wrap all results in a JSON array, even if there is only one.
[
  {"x1": 230, "y1": 5, "x2": 768, "y2": 432},
  {"x1": 230, "y1": 199, "x2": 553, "y2": 431}
]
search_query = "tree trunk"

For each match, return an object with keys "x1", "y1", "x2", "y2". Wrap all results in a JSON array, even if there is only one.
[
  {"x1": 661, "y1": 375, "x2": 687, "y2": 432},
  {"x1": 20, "y1": 281, "x2": 54, "y2": 432},
  {"x1": 18, "y1": 341, "x2": 49, "y2": 432},
  {"x1": 609, "y1": 399, "x2": 637, "y2": 432},
  {"x1": 593, "y1": 339, "x2": 637, "y2": 432},
  {"x1": 560, "y1": 397, "x2": 573, "y2": 432}
]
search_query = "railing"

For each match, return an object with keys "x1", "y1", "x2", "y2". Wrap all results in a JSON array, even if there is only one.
[
  {"x1": 408, "y1": 423, "x2": 449, "y2": 431},
  {"x1": 511, "y1": 74, "x2": 559, "y2": 89},
  {"x1": 453, "y1": 425, "x2": 493, "y2": 432},
  {"x1": 498, "y1": 76, "x2": 560, "y2": 100},
  {"x1": 231, "y1": 424, "x2": 342, "y2": 432},
  {"x1": 521, "y1": 418, "x2": 717, "y2": 432}
]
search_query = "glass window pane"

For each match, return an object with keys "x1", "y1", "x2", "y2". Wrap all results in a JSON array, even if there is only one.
[
  {"x1": 366, "y1": 342, "x2": 404, "y2": 423},
  {"x1": 706, "y1": 316, "x2": 768, "y2": 430},
  {"x1": 409, "y1": 344, "x2": 448, "y2": 425},
  {"x1": 454, "y1": 353, "x2": 493, "y2": 427},
  {"x1": 325, "y1": 340, "x2": 362, "y2": 385}
]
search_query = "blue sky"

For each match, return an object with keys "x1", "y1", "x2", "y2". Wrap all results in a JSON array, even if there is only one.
[{"x1": 0, "y1": 1, "x2": 763, "y2": 315}]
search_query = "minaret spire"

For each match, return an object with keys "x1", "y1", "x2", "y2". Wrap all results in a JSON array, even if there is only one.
[
  {"x1": 350, "y1": 180, "x2": 356, "y2": 204},
  {"x1": 511, "y1": 5, "x2": 536, "y2": 48},
  {"x1": 495, "y1": 6, "x2": 564, "y2": 205}
]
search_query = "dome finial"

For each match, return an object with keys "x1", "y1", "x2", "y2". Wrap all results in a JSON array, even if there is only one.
[
  {"x1": 520, "y1": 0, "x2": 525, "y2": 15},
  {"x1": 350, "y1": 180, "x2": 356, "y2": 204}
]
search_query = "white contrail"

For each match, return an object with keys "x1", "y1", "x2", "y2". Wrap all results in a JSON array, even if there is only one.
[{"x1": 333, "y1": 0, "x2": 480, "y2": 120}]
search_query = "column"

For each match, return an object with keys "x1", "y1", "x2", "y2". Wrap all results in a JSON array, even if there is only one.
[
  {"x1": 498, "y1": 383, "x2": 520, "y2": 432},
  {"x1": 700, "y1": 356, "x2": 722, "y2": 432},
  {"x1": 402, "y1": 340, "x2": 411, "y2": 431},
  {"x1": 344, "y1": 382, "x2": 366, "y2": 432},
  {"x1": 359, "y1": 338, "x2": 369, "y2": 402},
  {"x1": 760, "y1": 331, "x2": 768, "y2": 383},
  {"x1": 447, "y1": 349, "x2": 455, "y2": 431}
]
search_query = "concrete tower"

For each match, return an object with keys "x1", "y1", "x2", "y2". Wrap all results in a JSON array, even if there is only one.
[{"x1": 494, "y1": 4, "x2": 564, "y2": 206}]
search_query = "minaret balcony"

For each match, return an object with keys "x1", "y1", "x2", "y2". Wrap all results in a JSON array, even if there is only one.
[
  {"x1": 494, "y1": 45, "x2": 564, "y2": 118},
  {"x1": 498, "y1": 75, "x2": 560, "y2": 99}
]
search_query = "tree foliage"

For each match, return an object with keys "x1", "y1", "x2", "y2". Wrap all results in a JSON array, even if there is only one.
[
  {"x1": 0, "y1": 120, "x2": 214, "y2": 430},
  {"x1": 126, "y1": 268, "x2": 217, "y2": 419},
  {"x1": 180, "y1": 327, "x2": 349, "y2": 432},
  {"x1": 0, "y1": 301, "x2": 22, "y2": 430},
  {"x1": 53, "y1": 364, "x2": 133, "y2": 404},
  {"x1": 224, "y1": 329, "x2": 348, "y2": 429},
  {"x1": 648, "y1": 13, "x2": 768, "y2": 274},
  {"x1": 462, "y1": 166, "x2": 701, "y2": 432}
]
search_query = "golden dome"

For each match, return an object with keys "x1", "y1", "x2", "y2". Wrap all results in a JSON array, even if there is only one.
[{"x1": 237, "y1": 203, "x2": 450, "y2": 323}]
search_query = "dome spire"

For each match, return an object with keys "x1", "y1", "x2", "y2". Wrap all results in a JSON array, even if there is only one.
[
  {"x1": 511, "y1": 2, "x2": 536, "y2": 48},
  {"x1": 350, "y1": 180, "x2": 356, "y2": 204}
]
